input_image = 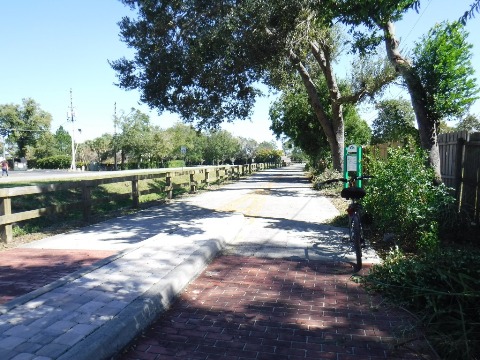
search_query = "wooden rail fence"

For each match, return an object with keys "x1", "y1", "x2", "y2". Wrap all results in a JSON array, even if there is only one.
[
  {"x1": 439, "y1": 131, "x2": 480, "y2": 224},
  {"x1": 0, "y1": 163, "x2": 278, "y2": 243}
]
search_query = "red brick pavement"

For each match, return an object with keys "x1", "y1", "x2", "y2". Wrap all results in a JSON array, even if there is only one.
[
  {"x1": 0, "y1": 248, "x2": 116, "y2": 305},
  {"x1": 119, "y1": 256, "x2": 436, "y2": 360}
]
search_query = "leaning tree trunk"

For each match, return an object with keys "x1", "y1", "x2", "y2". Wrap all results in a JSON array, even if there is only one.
[
  {"x1": 310, "y1": 41, "x2": 346, "y2": 173},
  {"x1": 382, "y1": 21, "x2": 443, "y2": 184},
  {"x1": 289, "y1": 50, "x2": 345, "y2": 172}
]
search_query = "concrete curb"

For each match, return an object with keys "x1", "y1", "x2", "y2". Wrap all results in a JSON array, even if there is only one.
[{"x1": 57, "y1": 237, "x2": 226, "y2": 360}]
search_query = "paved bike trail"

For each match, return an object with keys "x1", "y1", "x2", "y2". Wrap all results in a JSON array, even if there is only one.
[
  {"x1": 0, "y1": 165, "x2": 435, "y2": 359},
  {"x1": 118, "y1": 165, "x2": 436, "y2": 360}
]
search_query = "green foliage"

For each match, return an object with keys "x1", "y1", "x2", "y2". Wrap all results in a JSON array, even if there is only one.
[
  {"x1": 460, "y1": 0, "x2": 480, "y2": 24},
  {"x1": 456, "y1": 113, "x2": 480, "y2": 132},
  {"x1": 412, "y1": 21, "x2": 479, "y2": 122},
  {"x1": 269, "y1": 87, "x2": 330, "y2": 167},
  {"x1": 312, "y1": 168, "x2": 343, "y2": 192},
  {"x1": 236, "y1": 137, "x2": 258, "y2": 164},
  {"x1": 36, "y1": 155, "x2": 71, "y2": 169},
  {"x1": 255, "y1": 148, "x2": 282, "y2": 164},
  {"x1": 344, "y1": 106, "x2": 372, "y2": 145},
  {"x1": 363, "y1": 248, "x2": 480, "y2": 359},
  {"x1": 165, "y1": 123, "x2": 205, "y2": 165},
  {"x1": 167, "y1": 160, "x2": 185, "y2": 168},
  {"x1": 362, "y1": 147, "x2": 456, "y2": 252},
  {"x1": 204, "y1": 130, "x2": 240, "y2": 165},
  {"x1": 0, "y1": 98, "x2": 52, "y2": 157},
  {"x1": 86, "y1": 133, "x2": 113, "y2": 162},
  {"x1": 371, "y1": 98, "x2": 419, "y2": 144},
  {"x1": 270, "y1": 83, "x2": 371, "y2": 170},
  {"x1": 53, "y1": 126, "x2": 72, "y2": 154}
]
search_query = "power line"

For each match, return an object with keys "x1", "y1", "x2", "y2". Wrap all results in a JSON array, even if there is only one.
[{"x1": 402, "y1": 0, "x2": 433, "y2": 46}]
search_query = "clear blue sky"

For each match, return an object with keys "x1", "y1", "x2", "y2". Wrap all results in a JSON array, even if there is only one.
[{"x1": 0, "y1": 0, "x2": 478, "y2": 144}]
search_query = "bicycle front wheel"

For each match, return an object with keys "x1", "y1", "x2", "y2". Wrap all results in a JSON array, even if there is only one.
[{"x1": 350, "y1": 213, "x2": 362, "y2": 272}]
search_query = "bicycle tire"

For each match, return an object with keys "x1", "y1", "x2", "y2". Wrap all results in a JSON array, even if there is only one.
[{"x1": 350, "y1": 213, "x2": 362, "y2": 272}]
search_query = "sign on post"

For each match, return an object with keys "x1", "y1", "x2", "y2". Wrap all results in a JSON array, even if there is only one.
[{"x1": 343, "y1": 144, "x2": 363, "y2": 188}]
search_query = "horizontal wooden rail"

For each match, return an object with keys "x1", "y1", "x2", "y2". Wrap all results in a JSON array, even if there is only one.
[{"x1": 0, "y1": 163, "x2": 280, "y2": 243}]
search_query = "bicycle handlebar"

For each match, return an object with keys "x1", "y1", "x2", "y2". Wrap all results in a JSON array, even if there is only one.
[{"x1": 322, "y1": 175, "x2": 374, "y2": 185}]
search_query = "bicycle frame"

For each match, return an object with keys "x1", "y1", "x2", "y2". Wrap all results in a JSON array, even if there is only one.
[
  {"x1": 346, "y1": 199, "x2": 364, "y2": 271},
  {"x1": 324, "y1": 174, "x2": 372, "y2": 272}
]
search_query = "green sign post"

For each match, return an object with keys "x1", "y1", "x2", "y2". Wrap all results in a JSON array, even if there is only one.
[{"x1": 343, "y1": 144, "x2": 363, "y2": 188}]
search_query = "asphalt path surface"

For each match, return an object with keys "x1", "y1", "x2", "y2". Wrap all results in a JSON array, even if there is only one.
[{"x1": 181, "y1": 164, "x2": 380, "y2": 266}]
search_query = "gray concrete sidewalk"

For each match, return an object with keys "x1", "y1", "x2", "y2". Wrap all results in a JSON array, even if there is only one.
[
  {"x1": 0, "y1": 203, "x2": 244, "y2": 360},
  {"x1": 0, "y1": 164, "x2": 381, "y2": 360}
]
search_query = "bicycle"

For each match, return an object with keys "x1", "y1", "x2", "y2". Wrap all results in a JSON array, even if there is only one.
[{"x1": 323, "y1": 175, "x2": 373, "y2": 272}]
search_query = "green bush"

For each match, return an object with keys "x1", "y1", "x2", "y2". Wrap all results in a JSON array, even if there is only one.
[
  {"x1": 255, "y1": 149, "x2": 283, "y2": 163},
  {"x1": 362, "y1": 147, "x2": 456, "y2": 252},
  {"x1": 167, "y1": 160, "x2": 185, "y2": 168},
  {"x1": 36, "y1": 155, "x2": 71, "y2": 169},
  {"x1": 363, "y1": 248, "x2": 480, "y2": 360},
  {"x1": 312, "y1": 168, "x2": 343, "y2": 192}
]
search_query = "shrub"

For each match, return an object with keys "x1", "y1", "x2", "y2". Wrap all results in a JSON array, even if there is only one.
[
  {"x1": 167, "y1": 160, "x2": 185, "y2": 168},
  {"x1": 362, "y1": 147, "x2": 456, "y2": 252},
  {"x1": 312, "y1": 168, "x2": 343, "y2": 192},
  {"x1": 255, "y1": 149, "x2": 283, "y2": 163},
  {"x1": 363, "y1": 248, "x2": 480, "y2": 360},
  {"x1": 36, "y1": 155, "x2": 71, "y2": 169}
]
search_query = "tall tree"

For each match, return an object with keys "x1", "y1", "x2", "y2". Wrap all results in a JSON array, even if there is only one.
[
  {"x1": 0, "y1": 98, "x2": 52, "y2": 157},
  {"x1": 236, "y1": 137, "x2": 258, "y2": 164},
  {"x1": 456, "y1": 113, "x2": 480, "y2": 131},
  {"x1": 270, "y1": 81, "x2": 371, "y2": 166},
  {"x1": 149, "y1": 126, "x2": 174, "y2": 167},
  {"x1": 412, "y1": 21, "x2": 478, "y2": 120},
  {"x1": 203, "y1": 130, "x2": 240, "y2": 165},
  {"x1": 26, "y1": 132, "x2": 56, "y2": 159},
  {"x1": 54, "y1": 126, "x2": 72, "y2": 154},
  {"x1": 116, "y1": 109, "x2": 152, "y2": 167},
  {"x1": 332, "y1": 1, "x2": 479, "y2": 182},
  {"x1": 165, "y1": 123, "x2": 205, "y2": 165},
  {"x1": 371, "y1": 99, "x2": 418, "y2": 144},
  {"x1": 111, "y1": 0, "x2": 396, "y2": 171},
  {"x1": 85, "y1": 133, "x2": 113, "y2": 163}
]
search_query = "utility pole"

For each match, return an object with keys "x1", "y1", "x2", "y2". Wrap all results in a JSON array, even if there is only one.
[
  {"x1": 113, "y1": 102, "x2": 118, "y2": 171},
  {"x1": 68, "y1": 88, "x2": 76, "y2": 171}
]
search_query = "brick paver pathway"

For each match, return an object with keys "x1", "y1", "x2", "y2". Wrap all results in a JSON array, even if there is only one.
[
  {"x1": 0, "y1": 248, "x2": 116, "y2": 305},
  {"x1": 119, "y1": 256, "x2": 435, "y2": 360}
]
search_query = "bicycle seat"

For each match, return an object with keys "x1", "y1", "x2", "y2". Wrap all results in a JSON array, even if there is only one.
[{"x1": 341, "y1": 187, "x2": 366, "y2": 199}]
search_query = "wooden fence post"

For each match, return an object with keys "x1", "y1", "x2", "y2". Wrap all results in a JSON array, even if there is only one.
[
  {"x1": 0, "y1": 197, "x2": 12, "y2": 243},
  {"x1": 165, "y1": 172, "x2": 173, "y2": 199},
  {"x1": 204, "y1": 169, "x2": 210, "y2": 186},
  {"x1": 190, "y1": 172, "x2": 197, "y2": 193},
  {"x1": 132, "y1": 176, "x2": 139, "y2": 208},
  {"x1": 455, "y1": 137, "x2": 466, "y2": 203}
]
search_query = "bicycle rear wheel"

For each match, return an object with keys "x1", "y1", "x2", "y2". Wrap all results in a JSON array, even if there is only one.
[{"x1": 350, "y1": 213, "x2": 362, "y2": 272}]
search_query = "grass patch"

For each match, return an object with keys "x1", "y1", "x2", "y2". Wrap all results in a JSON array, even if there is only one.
[
  {"x1": 362, "y1": 248, "x2": 480, "y2": 360},
  {"x1": 0, "y1": 170, "x2": 234, "y2": 249}
]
